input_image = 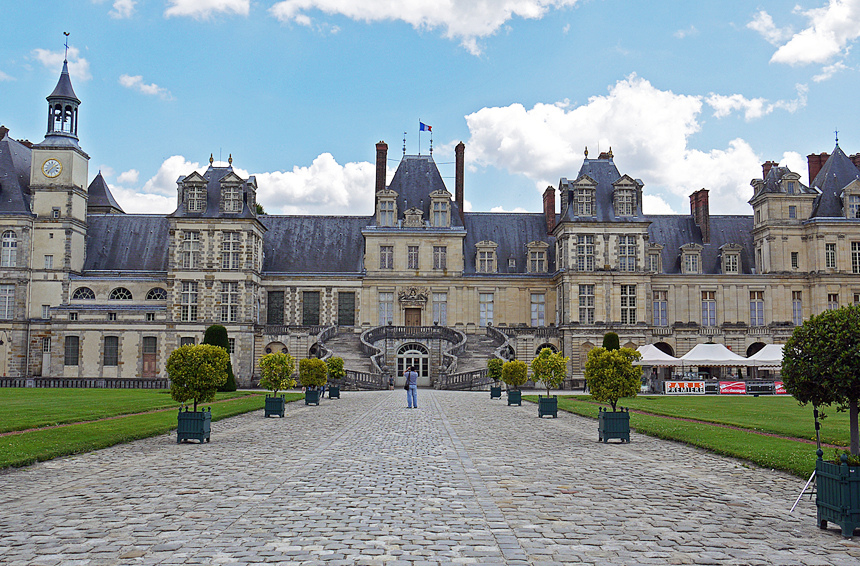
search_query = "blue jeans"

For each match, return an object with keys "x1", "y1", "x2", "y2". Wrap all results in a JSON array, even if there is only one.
[{"x1": 407, "y1": 384, "x2": 418, "y2": 408}]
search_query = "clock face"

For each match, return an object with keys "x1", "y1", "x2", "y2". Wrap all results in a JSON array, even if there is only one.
[{"x1": 42, "y1": 159, "x2": 62, "y2": 178}]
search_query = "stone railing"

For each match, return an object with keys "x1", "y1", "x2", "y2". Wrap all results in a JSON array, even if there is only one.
[
  {"x1": 264, "y1": 325, "x2": 329, "y2": 336},
  {"x1": 437, "y1": 368, "x2": 492, "y2": 391},
  {"x1": 498, "y1": 326, "x2": 560, "y2": 338},
  {"x1": 486, "y1": 325, "x2": 515, "y2": 361},
  {"x1": 314, "y1": 325, "x2": 338, "y2": 361},
  {"x1": 360, "y1": 325, "x2": 467, "y2": 376},
  {"x1": 342, "y1": 369, "x2": 387, "y2": 390},
  {"x1": 0, "y1": 377, "x2": 169, "y2": 389}
]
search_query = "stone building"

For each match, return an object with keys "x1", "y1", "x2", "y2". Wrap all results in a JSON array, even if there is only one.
[{"x1": 2, "y1": 61, "x2": 860, "y2": 386}]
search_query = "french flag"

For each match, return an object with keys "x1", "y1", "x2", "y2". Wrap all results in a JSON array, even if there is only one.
[{"x1": 419, "y1": 122, "x2": 432, "y2": 132}]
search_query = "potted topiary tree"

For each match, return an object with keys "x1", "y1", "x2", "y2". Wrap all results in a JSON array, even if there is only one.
[
  {"x1": 531, "y1": 348, "x2": 569, "y2": 418},
  {"x1": 299, "y1": 357, "x2": 327, "y2": 406},
  {"x1": 502, "y1": 359, "x2": 528, "y2": 406},
  {"x1": 326, "y1": 356, "x2": 345, "y2": 399},
  {"x1": 782, "y1": 305, "x2": 860, "y2": 537},
  {"x1": 167, "y1": 344, "x2": 229, "y2": 443},
  {"x1": 259, "y1": 352, "x2": 296, "y2": 418},
  {"x1": 487, "y1": 358, "x2": 504, "y2": 399},
  {"x1": 203, "y1": 324, "x2": 237, "y2": 391},
  {"x1": 585, "y1": 343, "x2": 642, "y2": 443}
]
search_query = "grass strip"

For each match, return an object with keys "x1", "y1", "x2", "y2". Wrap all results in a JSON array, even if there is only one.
[
  {"x1": 0, "y1": 393, "x2": 303, "y2": 470},
  {"x1": 524, "y1": 395, "x2": 821, "y2": 478}
]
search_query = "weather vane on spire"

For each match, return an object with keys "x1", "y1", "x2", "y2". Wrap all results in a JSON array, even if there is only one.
[
  {"x1": 835, "y1": 129, "x2": 839, "y2": 146},
  {"x1": 63, "y1": 32, "x2": 70, "y2": 62}
]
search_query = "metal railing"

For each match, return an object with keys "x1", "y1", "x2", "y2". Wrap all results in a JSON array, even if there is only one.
[{"x1": 0, "y1": 377, "x2": 169, "y2": 389}]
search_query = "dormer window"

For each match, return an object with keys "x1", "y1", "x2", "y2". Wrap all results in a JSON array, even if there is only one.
[
  {"x1": 574, "y1": 187, "x2": 595, "y2": 216},
  {"x1": 680, "y1": 243, "x2": 703, "y2": 274},
  {"x1": 430, "y1": 189, "x2": 452, "y2": 227},
  {"x1": 527, "y1": 241, "x2": 549, "y2": 273},
  {"x1": 222, "y1": 184, "x2": 242, "y2": 213},
  {"x1": 476, "y1": 241, "x2": 498, "y2": 273},
  {"x1": 186, "y1": 184, "x2": 206, "y2": 212},
  {"x1": 376, "y1": 189, "x2": 397, "y2": 226},
  {"x1": 647, "y1": 244, "x2": 663, "y2": 273},
  {"x1": 720, "y1": 243, "x2": 742, "y2": 274},
  {"x1": 614, "y1": 189, "x2": 634, "y2": 216},
  {"x1": 849, "y1": 194, "x2": 860, "y2": 219},
  {"x1": 787, "y1": 181, "x2": 796, "y2": 194}
]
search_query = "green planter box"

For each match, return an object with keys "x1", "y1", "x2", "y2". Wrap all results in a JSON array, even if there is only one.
[
  {"x1": 490, "y1": 386, "x2": 502, "y2": 399},
  {"x1": 816, "y1": 452, "x2": 860, "y2": 537},
  {"x1": 264, "y1": 394, "x2": 286, "y2": 418},
  {"x1": 598, "y1": 407, "x2": 630, "y2": 443},
  {"x1": 305, "y1": 390, "x2": 321, "y2": 405},
  {"x1": 507, "y1": 390, "x2": 522, "y2": 406},
  {"x1": 328, "y1": 385, "x2": 340, "y2": 399},
  {"x1": 538, "y1": 395, "x2": 558, "y2": 418},
  {"x1": 177, "y1": 408, "x2": 211, "y2": 443}
]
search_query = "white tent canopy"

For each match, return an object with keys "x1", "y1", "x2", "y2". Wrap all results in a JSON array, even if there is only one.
[
  {"x1": 747, "y1": 344, "x2": 784, "y2": 368},
  {"x1": 635, "y1": 344, "x2": 681, "y2": 367},
  {"x1": 679, "y1": 343, "x2": 753, "y2": 367}
]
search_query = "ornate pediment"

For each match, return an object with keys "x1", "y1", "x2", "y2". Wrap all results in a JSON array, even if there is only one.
[{"x1": 398, "y1": 286, "x2": 429, "y2": 306}]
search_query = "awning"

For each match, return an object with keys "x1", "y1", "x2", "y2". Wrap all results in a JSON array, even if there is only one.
[
  {"x1": 679, "y1": 343, "x2": 754, "y2": 367},
  {"x1": 747, "y1": 344, "x2": 784, "y2": 368},
  {"x1": 635, "y1": 344, "x2": 681, "y2": 367}
]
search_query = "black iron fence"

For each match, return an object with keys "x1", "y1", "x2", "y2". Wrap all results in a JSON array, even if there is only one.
[{"x1": 0, "y1": 377, "x2": 169, "y2": 389}]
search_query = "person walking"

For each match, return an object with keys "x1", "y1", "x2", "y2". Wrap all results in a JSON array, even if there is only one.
[{"x1": 404, "y1": 365, "x2": 418, "y2": 409}]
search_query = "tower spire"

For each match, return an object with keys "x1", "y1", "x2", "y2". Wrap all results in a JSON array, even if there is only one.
[{"x1": 39, "y1": 33, "x2": 81, "y2": 148}]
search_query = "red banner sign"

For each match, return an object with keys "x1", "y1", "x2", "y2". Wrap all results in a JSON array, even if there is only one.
[
  {"x1": 664, "y1": 381, "x2": 705, "y2": 394},
  {"x1": 719, "y1": 381, "x2": 746, "y2": 394},
  {"x1": 775, "y1": 381, "x2": 787, "y2": 395}
]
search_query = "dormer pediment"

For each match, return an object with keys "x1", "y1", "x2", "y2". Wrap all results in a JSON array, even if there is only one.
[
  {"x1": 181, "y1": 171, "x2": 206, "y2": 184},
  {"x1": 219, "y1": 171, "x2": 244, "y2": 185},
  {"x1": 429, "y1": 189, "x2": 451, "y2": 199},
  {"x1": 841, "y1": 179, "x2": 860, "y2": 195},
  {"x1": 612, "y1": 174, "x2": 638, "y2": 189},
  {"x1": 719, "y1": 243, "x2": 743, "y2": 253},
  {"x1": 573, "y1": 174, "x2": 597, "y2": 187},
  {"x1": 680, "y1": 242, "x2": 703, "y2": 253},
  {"x1": 527, "y1": 240, "x2": 550, "y2": 250},
  {"x1": 476, "y1": 240, "x2": 498, "y2": 249},
  {"x1": 376, "y1": 188, "x2": 397, "y2": 198}
]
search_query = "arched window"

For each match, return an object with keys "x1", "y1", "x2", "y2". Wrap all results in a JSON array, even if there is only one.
[
  {"x1": 535, "y1": 343, "x2": 558, "y2": 355},
  {"x1": 1, "y1": 231, "x2": 17, "y2": 267},
  {"x1": 397, "y1": 343, "x2": 429, "y2": 378},
  {"x1": 109, "y1": 287, "x2": 133, "y2": 300},
  {"x1": 72, "y1": 287, "x2": 95, "y2": 300},
  {"x1": 146, "y1": 287, "x2": 167, "y2": 301}
]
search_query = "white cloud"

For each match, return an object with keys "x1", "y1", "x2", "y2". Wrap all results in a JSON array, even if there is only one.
[
  {"x1": 32, "y1": 47, "x2": 91, "y2": 81},
  {"x1": 165, "y1": 0, "x2": 250, "y2": 19},
  {"x1": 747, "y1": 10, "x2": 793, "y2": 45},
  {"x1": 0, "y1": 70, "x2": 13, "y2": 81},
  {"x1": 108, "y1": 186, "x2": 176, "y2": 214},
  {"x1": 674, "y1": 25, "x2": 698, "y2": 39},
  {"x1": 463, "y1": 74, "x2": 768, "y2": 214},
  {"x1": 813, "y1": 60, "x2": 849, "y2": 81},
  {"x1": 705, "y1": 84, "x2": 807, "y2": 121},
  {"x1": 269, "y1": 0, "x2": 579, "y2": 55},
  {"x1": 119, "y1": 74, "x2": 173, "y2": 100},
  {"x1": 110, "y1": 0, "x2": 136, "y2": 18},
  {"x1": 643, "y1": 195, "x2": 678, "y2": 214},
  {"x1": 117, "y1": 169, "x2": 139, "y2": 184},
  {"x1": 142, "y1": 155, "x2": 202, "y2": 197},
  {"x1": 766, "y1": 0, "x2": 860, "y2": 65},
  {"x1": 489, "y1": 205, "x2": 529, "y2": 212}
]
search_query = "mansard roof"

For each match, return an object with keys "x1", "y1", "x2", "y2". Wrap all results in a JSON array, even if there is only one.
[
  {"x1": 0, "y1": 132, "x2": 33, "y2": 215},
  {"x1": 260, "y1": 215, "x2": 368, "y2": 274},
  {"x1": 756, "y1": 165, "x2": 815, "y2": 197},
  {"x1": 386, "y1": 155, "x2": 464, "y2": 227},
  {"x1": 170, "y1": 165, "x2": 257, "y2": 219},
  {"x1": 84, "y1": 214, "x2": 170, "y2": 272},
  {"x1": 647, "y1": 215, "x2": 754, "y2": 274},
  {"x1": 810, "y1": 145, "x2": 860, "y2": 218},
  {"x1": 87, "y1": 172, "x2": 124, "y2": 214},
  {"x1": 559, "y1": 156, "x2": 645, "y2": 223},
  {"x1": 463, "y1": 213, "x2": 555, "y2": 275}
]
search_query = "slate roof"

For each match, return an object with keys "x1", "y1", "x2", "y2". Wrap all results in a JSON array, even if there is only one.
[
  {"x1": 169, "y1": 165, "x2": 257, "y2": 219},
  {"x1": 47, "y1": 61, "x2": 80, "y2": 103},
  {"x1": 647, "y1": 215, "x2": 754, "y2": 274},
  {"x1": 463, "y1": 213, "x2": 554, "y2": 275},
  {"x1": 758, "y1": 165, "x2": 816, "y2": 196},
  {"x1": 559, "y1": 156, "x2": 645, "y2": 223},
  {"x1": 385, "y1": 155, "x2": 464, "y2": 227},
  {"x1": 83, "y1": 215, "x2": 170, "y2": 272},
  {"x1": 810, "y1": 145, "x2": 860, "y2": 218},
  {"x1": 0, "y1": 132, "x2": 33, "y2": 216},
  {"x1": 260, "y1": 215, "x2": 368, "y2": 273},
  {"x1": 87, "y1": 172, "x2": 124, "y2": 214}
]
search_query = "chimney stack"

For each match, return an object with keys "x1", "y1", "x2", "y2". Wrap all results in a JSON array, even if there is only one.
[
  {"x1": 807, "y1": 152, "x2": 830, "y2": 186},
  {"x1": 761, "y1": 160, "x2": 778, "y2": 180},
  {"x1": 374, "y1": 141, "x2": 388, "y2": 211},
  {"x1": 543, "y1": 187, "x2": 556, "y2": 234},
  {"x1": 689, "y1": 188, "x2": 710, "y2": 244},
  {"x1": 455, "y1": 142, "x2": 465, "y2": 222},
  {"x1": 850, "y1": 153, "x2": 860, "y2": 170}
]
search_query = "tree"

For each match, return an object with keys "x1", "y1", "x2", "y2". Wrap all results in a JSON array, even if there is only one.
[
  {"x1": 325, "y1": 356, "x2": 345, "y2": 382},
  {"x1": 584, "y1": 347, "x2": 642, "y2": 411},
  {"x1": 256, "y1": 202, "x2": 266, "y2": 215},
  {"x1": 487, "y1": 358, "x2": 504, "y2": 383},
  {"x1": 501, "y1": 360, "x2": 528, "y2": 391},
  {"x1": 782, "y1": 305, "x2": 860, "y2": 455},
  {"x1": 167, "y1": 344, "x2": 229, "y2": 411},
  {"x1": 299, "y1": 358, "x2": 328, "y2": 389},
  {"x1": 259, "y1": 352, "x2": 296, "y2": 396},
  {"x1": 531, "y1": 348, "x2": 569, "y2": 396},
  {"x1": 203, "y1": 324, "x2": 236, "y2": 392},
  {"x1": 602, "y1": 332, "x2": 620, "y2": 351}
]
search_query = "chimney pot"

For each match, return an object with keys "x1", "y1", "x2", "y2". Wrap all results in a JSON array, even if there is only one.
[
  {"x1": 543, "y1": 186, "x2": 556, "y2": 234},
  {"x1": 761, "y1": 160, "x2": 778, "y2": 180},
  {"x1": 455, "y1": 142, "x2": 465, "y2": 222}
]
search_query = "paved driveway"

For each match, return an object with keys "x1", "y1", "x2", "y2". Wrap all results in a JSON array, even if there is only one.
[{"x1": 0, "y1": 390, "x2": 857, "y2": 565}]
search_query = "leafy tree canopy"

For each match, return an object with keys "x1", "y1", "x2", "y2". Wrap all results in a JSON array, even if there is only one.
[
  {"x1": 585, "y1": 347, "x2": 642, "y2": 411},
  {"x1": 501, "y1": 359, "x2": 528, "y2": 390},
  {"x1": 487, "y1": 358, "x2": 504, "y2": 383},
  {"x1": 530, "y1": 348, "x2": 569, "y2": 395},
  {"x1": 167, "y1": 344, "x2": 229, "y2": 411},
  {"x1": 259, "y1": 352, "x2": 296, "y2": 396},
  {"x1": 299, "y1": 358, "x2": 328, "y2": 388},
  {"x1": 325, "y1": 357, "x2": 346, "y2": 381}
]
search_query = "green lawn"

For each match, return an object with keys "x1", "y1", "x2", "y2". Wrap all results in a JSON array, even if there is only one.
[{"x1": 0, "y1": 389, "x2": 303, "y2": 469}]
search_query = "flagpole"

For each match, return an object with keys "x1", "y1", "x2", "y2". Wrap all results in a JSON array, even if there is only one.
[{"x1": 418, "y1": 120, "x2": 421, "y2": 156}]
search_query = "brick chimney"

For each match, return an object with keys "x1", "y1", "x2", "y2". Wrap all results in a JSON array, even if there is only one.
[
  {"x1": 807, "y1": 152, "x2": 830, "y2": 186},
  {"x1": 761, "y1": 160, "x2": 778, "y2": 180},
  {"x1": 374, "y1": 141, "x2": 387, "y2": 212},
  {"x1": 543, "y1": 186, "x2": 556, "y2": 234},
  {"x1": 455, "y1": 141, "x2": 465, "y2": 222},
  {"x1": 689, "y1": 188, "x2": 710, "y2": 244},
  {"x1": 850, "y1": 154, "x2": 860, "y2": 170}
]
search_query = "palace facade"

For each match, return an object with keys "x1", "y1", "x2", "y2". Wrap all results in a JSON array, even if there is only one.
[{"x1": 2, "y1": 62, "x2": 860, "y2": 386}]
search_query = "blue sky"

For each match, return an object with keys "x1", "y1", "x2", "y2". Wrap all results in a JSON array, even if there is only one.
[{"x1": 1, "y1": 1, "x2": 858, "y2": 216}]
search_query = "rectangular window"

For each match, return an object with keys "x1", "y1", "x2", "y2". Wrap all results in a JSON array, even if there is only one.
[
  {"x1": 104, "y1": 336, "x2": 118, "y2": 366},
  {"x1": 379, "y1": 201, "x2": 395, "y2": 226},
  {"x1": 750, "y1": 291, "x2": 764, "y2": 326},
  {"x1": 407, "y1": 246, "x2": 419, "y2": 270},
  {"x1": 575, "y1": 189, "x2": 594, "y2": 216},
  {"x1": 855, "y1": 293, "x2": 860, "y2": 306},
  {"x1": 181, "y1": 231, "x2": 200, "y2": 269},
  {"x1": 69, "y1": 312, "x2": 78, "y2": 321},
  {"x1": 579, "y1": 285, "x2": 595, "y2": 324},
  {"x1": 479, "y1": 293, "x2": 494, "y2": 326},
  {"x1": 0, "y1": 284, "x2": 14, "y2": 319},
  {"x1": 849, "y1": 195, "x2": 860, "y2": 218},
  {"x1": 652, "y1": 290, "x2": 667, "y2": 327},
  {"x1": 221, "y1": 232, "x2": 241, "y2": 270},
  {"x1": 42, "y1": 305, "x2": 50, "y2": 319},
  {"x1": 338, "y1": 292, "x2": 356, "y2": 326},
  {"x1": 108, "y1": 312, "x2": 117, "y2": 321},
  {"x1": 787, "y1": 181, "x2": 796, "y2": 194},
  {"x1": 791, "y1": 251, "x2": 799, "y2": 269},
  {"x1": 380, "y1": 245, "x2": 394, "y2": 269},
  {"x1": 266, "y1": 291, "x2": 284, "y2": 325},
  {"x1": 222, "y1": 185, "x2": 242, "y2": 213},
  {"x1": 684, "y1": 253, "x2": 699, "y2": 274},
  {"x1": 648, "y1": 253, "x2": 660, "y2": 273},
  {"x1": 433, "y1": 246, "x2": 447, "y2": 270},
  {"x1": 478, "y1": 250, "x2": 495, "y2": 273},
  {"x1": 701, "y1": 291, "x2": 716, "y2": 327},
  {"x1": 724, "y1": 254, "x2": 738, "y2": 274},
  {"x1": 378, "y1": 292, "x2": 394, "y2": 325},
  {"x1": 529, "y1": 251, "x2": 546, "y2": 272},
  {"x1": 181, "y1": 281, "x2": 198, "y2": 322},
  {"x1": 792, "y1": 291, "x2": 803, "y2": 326},
  {"x1": 1, "y1": 231, "x2": 17, "y2": 267},
  {"x1": 576, "y1": 235, "x2": 594, "y2": 271},
  {"x1": 227, "y1": 337, "x2": 235, "y2": 355},
  {"x1": 44, "y1": 255, "x2": 53, "y2": 269},
  {"x1": 187, "y1": 186, "x2": 206, "y2": 212},
  {"x1": 432, "y1": 293, "x2": 447, "y2": 326},
  {"x1": 146, "y1": 312, "x2": 156, "y2": 322},
  {"x1": 42, "y1": 337, "x2": 51, "y2": 354},
  {"x1": 302, "y1": 291, "x2": 320, "y2": 326},
  {"x1": 64, "y1": 336, "x2": 79, "y2": 366},
  {"x1": 221, "y1": 282, "x2": 239, "y2": 323},
  {"x1": 852, "y1": 242, "x2": 860, "y2": 274},
  {"x1": 788, "y1": 205, "x2": 797, "y2": 219},
  {"x1": 828, "y1": 293, "x2": 839, "y2": 310},
  {"x1": 620, "y1": 284, "x2": 636, "y2": 324},
  {"x1": 530, "y1": 293, "x2": 546, "y2": 326},
  {"x1": 619, "y1": 236, "x2": 637, "y2": 272},
  {"x1": 180, "y1": 337, "x2": 196, "y2": 346},
  {"x1": 433, "y1": 201, "x2": 448, "y2": 226},
  {"x1": 826, "y1": 243, "x2": 837, "y2": 269},
  {"x1": 615, "y1": 189, "x2": 634, "y2": 216}
]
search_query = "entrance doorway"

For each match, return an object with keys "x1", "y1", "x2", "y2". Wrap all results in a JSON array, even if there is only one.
[
  {"x1": 404, "y1": 308, "x2": 421, "y2": 327},
  {"x1": 142, "y1": 337, "x2": 157, "y2": 378},
  {"x1": 397, "y1": 343, "x2": 429, "y2": 379}
]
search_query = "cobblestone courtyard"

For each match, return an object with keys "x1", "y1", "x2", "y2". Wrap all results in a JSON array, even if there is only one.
[{"x1": 1, "y1": 390, "x2": 858, "y2": 565}]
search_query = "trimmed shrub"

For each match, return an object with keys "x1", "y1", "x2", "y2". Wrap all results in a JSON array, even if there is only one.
[
  {"x1": 585, "y1": 347, "x2": 642, "y2": 411},
  {"x1": 203, "y1": 324, "x2": 236, "y2": 391},
  {"x1": 325, "y1": 357, "x2": 345, "y2": 382},
  {"x1": 501, "y1": 360, "x2": 528, "y2": 391},
  {"x1": 167, "y1": 344, "x2": 229, "y2": 411},
  {"x1": 259, "y1": 352, "x2": 297, "y2": 396},
  {"x1": 487, "y1": 358, "x2": 504, "y2": 383},
  {"x1": 299, "y1": 358, "x2": 328, "y2": 389},
  {"x1": 531, "y1": 348, "x2": 569, "y2": 396},
  {"x1": 602, "y1": 332, "x2": 620, "y2": 351}
]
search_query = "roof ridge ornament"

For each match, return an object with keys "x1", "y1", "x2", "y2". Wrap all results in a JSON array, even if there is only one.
[
  {"x1": 63, "y1": 32, "x2": 70, "y2": 62},
  {"x1": 584, "y1": 146, "x2": 588, "y2": 158},
  {"x1": 209, "y1": 153, "x2": 214, "y2": 165},
  {"x1": 228, "y1": 153, "x2": 233, "y2": 166}
]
